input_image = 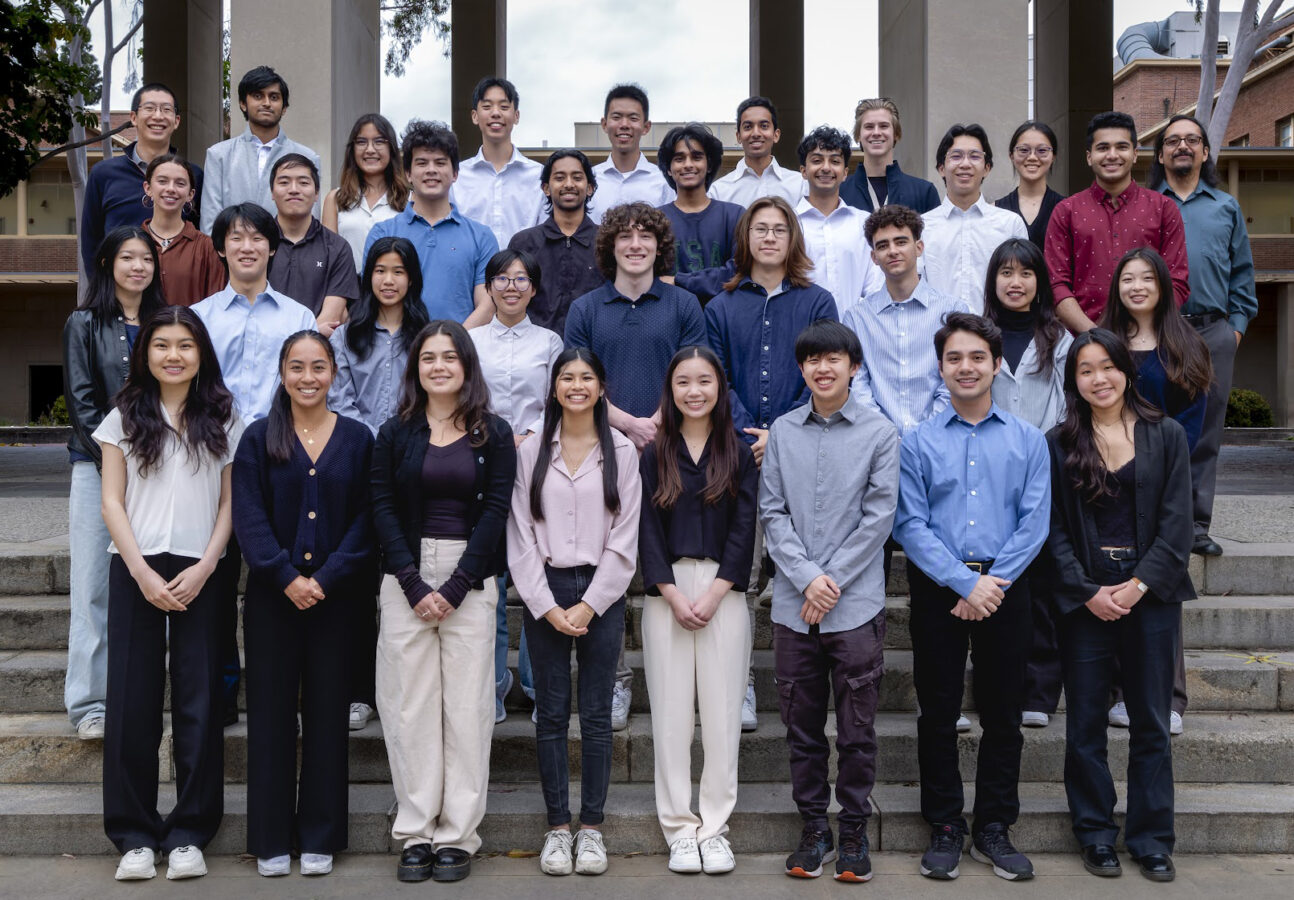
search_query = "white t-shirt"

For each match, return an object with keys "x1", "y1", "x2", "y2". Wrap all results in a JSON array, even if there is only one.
[{"x1": 93, "y1": 406, "x2": 244, "y2": 560}]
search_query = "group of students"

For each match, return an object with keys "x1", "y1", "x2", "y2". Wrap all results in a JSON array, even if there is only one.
[{"x1": 64, "y1": 61, "x2": 1256, "y2": 887}]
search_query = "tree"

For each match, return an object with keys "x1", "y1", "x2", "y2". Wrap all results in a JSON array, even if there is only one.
[
  {"x1": 381, "y1": 0, "x2": 450, "y2": 77},
  {"x1": 1194, "y1": 0, "x2": 1291, "y2": 147}
]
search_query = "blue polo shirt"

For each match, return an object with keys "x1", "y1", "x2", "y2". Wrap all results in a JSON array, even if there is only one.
[{"x1": 364, "y1": 202, "x2": 498, "y2": 322}]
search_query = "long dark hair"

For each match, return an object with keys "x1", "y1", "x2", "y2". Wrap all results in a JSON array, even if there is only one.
[
  {"x1": 529, "y1": 348, "x2": 619, "y2": 521},
  {"x1": 1148, "y1": 114, "x2": 1220, "y2": 189},
  {"x1": 652, "y1": 346, "x2": 741, "y2": 508},
  {"x1": 1057, "y1": 329, "x2": 1163, "y2": 502},
  {"x1": 82, "y1": 226, "x2": 168, "y2": 321},
  {"x1": 335, "y1": 113, "x2": 409, "y2": 212},
  {"x1": 346, "y1": 237, "x2": 428, "y2": 359},
  {"x1": 116, "y1": 307, "x2": 235, "y2": 475},
  {"x1": 1098, "y1": 247, "x2": 1212, "y2": 399},
  {"x1": 266, "y1": 331, "x2": 336, "y2": 463},
  {"x1": 396, "y1": 321, "x2": 491, "y2": 447},
  {"x1": 981, "y1": 238, "x2": 1065, "y2": 378}
]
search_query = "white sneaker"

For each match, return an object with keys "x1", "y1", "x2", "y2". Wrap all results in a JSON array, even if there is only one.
[
  {"x1": 348, "y1": 702, "x2": 375, "y2": 730},
  {"x1": 539, "y1": 829, "x2": 574, "y2": 876},
  {"x1": 77, "y1": 714, "x2": 106, "y2": 741},
  {"x1": 1021, "y1": 711, "x2": 1049, "y2": 728},
  {"x1": 574, "y1": 828, "x2": 608, "y2": 875},
  {"x1": 165, "y1": 845, "x2": 206, "y2": 880},
  {"x1": 610, "y1": 683, "x2": 630, "y2": 732},
  {"x1": 496, "y1": 668, "x2": 514, "y2": 724},
  {"x1": 1170, "y1": 711, "x2": 1184, "y2": 735},
  {"x1": 257, "y1": 854, "x2": 291, "y2": 877},
  {"x1": 301, "y1": 852, "x2": 333, "y2": 875},
  {"x1": 1108, "y1": 701, "x2": 1130, "y2": 728},
  {"x1": 699, "y1": 835, "x2": 736, "y2": 874},
  {"x1": 956, "y1": 713, "x2": 972, "y2": 733},
  {"x1": 668, "y1": 837, "x2": 702, "y2": 873},
  {"x1": 741, "y1": 684, "x2": 758, "y2": 732},
  {"x1": 115, "y1": 848, "x2": 157, "y2": 881}
]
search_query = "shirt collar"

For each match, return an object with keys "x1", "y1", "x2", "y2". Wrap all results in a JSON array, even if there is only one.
[
  {"x1": 735, "y1": 275, "x2": 792, "y2": 297},
  {"x1": 400, "y1": 202, "x2": 463, "y2": 228},
  {"x1": 488, "y1": 315, "x2": 533, "y2": 337},
  {"x1": 238, "y1": 126, "x2": 284, "y2": 148},
  {"x1": 935, "y1": 194, "x2": 993, "y2": 218},
  {"x1": 872, "y1": 276, "x2": 932, "y2": 310},
  {"x1": 541, "y1": 213, "x2": 597, "y2": 244},
  {"x1": 734, "y1": 157, "x2": 787, "y2": 180},
  {"x1": 937, "y1": 402, "x2": 1007, "y2": 428},
  {"x1": 796, "y1": 391, "x2": 862, "y2": 425},
  {"x1": 794, "y1": 196, "x2": 850, "y2": 220},
  {"x1": 1158, "y1": 179, "x2": 1219, "y2": 203},
  {"x1": 1088, "y1": 178, "x2": 1141, "y2": 205},
  {"x1": 550, "y1": 425, "x2": 607, "y2": 465},
  {"x1": 216, "y1": 282, "x2": 286, "y2": 310},
  {"x1": 464, "y1": 144, "x2": 529, "y2": 172},
  {"x1": 278, "y1": 217, "x2": 322, "y2": 246},
  {"x1": 601, "y1": 279, "x2": 665, "y2": 303}
]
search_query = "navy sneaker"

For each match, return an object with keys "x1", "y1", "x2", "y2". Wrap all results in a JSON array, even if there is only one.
[
  {"x1": 920, "y1": 823, "x2": 965, "y2": 880},
  {"x1": 970, "y1": 823, "x2": 1034, "y2": 881},
  {"x1": 785, "y1": 826, "x2": 835, "y2": 879},
  {"x1": 834, "y1": 827, "x2": 872, "y2": 883}
]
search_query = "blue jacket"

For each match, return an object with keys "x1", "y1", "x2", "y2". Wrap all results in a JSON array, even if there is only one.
[{"x1": 839, "y1": 159, "x2": 939, "y2": 214}]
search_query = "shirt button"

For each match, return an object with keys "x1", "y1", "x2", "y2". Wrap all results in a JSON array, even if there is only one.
[
  {"x1": 119, "y1": 335, "x2": 125, "y2": 341},
  {"x1": 307, "y1": 511, "x2": 316, "y2": 519},
  {"x1": 969, "y1": 520, "x2": 975, "y2": 526},
  {"x1": 304, "y1": 552, "x2": 313, "y2": 561},
  {"x1": 969, "y1": 460, "x2": 975, "y2": 466},
  {"x1": 970, "y1": 490, "x2": 977, "y2": 496},
  {"x1": 476, "y1": 493, "x2": 484, "y2": 500},
  {"x1": 309, "y1": 468, "x2": 317, "y2": 476},
  {"x1": 763, "y1": 345, "x2": 769, "y2": 351}
]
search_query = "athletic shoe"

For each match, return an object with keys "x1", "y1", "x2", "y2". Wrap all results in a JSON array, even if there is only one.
[
  {"x1": 539, "y1": 829, "x2": 574, "y2": 876},
  {"x1": 741, "y1": 684, "x2": 758, "y2": 732},
  {"x1": 920, "y1": 823, "x2": 964, "y2": 880},
  {"x1": 970, "y1": 823, "x2": 1034, "y2": 881},
  {"x1": 785, "y1": 825, "x2": 835, "y2": 878},
  {"x1": 610, "y1": 683, "x2": 630, "y2": 732},
  {"x1": 574, "y1": 829, "x2": 608, "y2": 875},
  {"x1": 257, "y1": 855, "x2": 290, "y2": 877},
  {"x1": 1170, "y1": 711, "x2": 1183, "y2": 735},
  {"x1": 76, "y1": 714, "x2": 105, "y2": 741},
  {"x1": 834, "y1": 828, "x2": 872, "y2": 883},
  {"x1": 114, "y1": 848, "x2": 157, "y2": 881},
  {"x1": 1108, "y1": 701, "x2": 1130, "y2": 727},
  {"x1": 699, "y1": 835, "x2": 735, "y2": 874},
  {"x1": 667, "y1": 837, "x2": 702, "y2": 873},
  {"x1": 165, "y1": 845, "x2": 207, "y2": 880},
  {"x1": 348, "y1": 702, "x2": 375, "y2": 731},
  {"x1": 300, "y1": 853, "x2": 333, "y2": 876},
  {"x1": 1021, "y1": 710, "x2": 1049, "y2": 728},
  {"x1": 495, "y1": 669, "x2": 514, "y2": 724},
  {"x1": 956, "y1": 713, "x2": 971, "y2": 733}
]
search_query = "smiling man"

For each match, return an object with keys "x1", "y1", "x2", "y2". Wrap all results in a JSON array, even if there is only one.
[
  {"x1": 839, "y1": 98, "x2": 940, "y2": 215},
  {"x1": 200, "y1": 66, "x2": 320, "y2": 234},
  {"x1": 587, "y1": 84, "x2": 675, "y2": 224},
  {"x1": 708, "y1": 96, "x2": 804, "y2": 207}
]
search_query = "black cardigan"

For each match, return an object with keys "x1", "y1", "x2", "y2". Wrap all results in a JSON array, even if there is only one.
[
  {"x1": 1045, "y1": 417, "x2": 1196, "y2": 615},
  {"x1": 370, "y1": 411, "x2": 516, "y2": 600}
]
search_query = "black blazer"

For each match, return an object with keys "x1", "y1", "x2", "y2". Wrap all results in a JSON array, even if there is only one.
[
  {"x1": 370, "y1": 411, "x2": 516, "y2": 580},
  {"x1": 1046, "y1": 417, "x2": 1196, "y2": 615}
]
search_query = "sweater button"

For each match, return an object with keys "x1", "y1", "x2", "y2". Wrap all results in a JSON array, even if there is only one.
[
  {"x1": 309, "y1": 468, "x2": 316, "y2": 476},
  {"x1": 476, "y1": 493, "x2": 484, "y2": 500},
  {"x1": 304, "y1": 552, "x2": 313, "y2": 561},
  {"x1": 308, "y1": 511, "x2": 316, "y2": 519}
]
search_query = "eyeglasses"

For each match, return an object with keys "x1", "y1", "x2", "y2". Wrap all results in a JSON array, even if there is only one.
[
  {"x1": 490, "y1": 274, "x2": 532, "y2": 291},
  {"x1": 749, "y1": 224, "x2": 790, "y2": 239},
  {"x1": 1012, "y1": 145, "x2": 1052, "y2": 159},
  {"x1": 137, "y1": 104, "x2": 176, "y2": 116},
  {"x1": 945, "y1": 151, "x2": 986, "y2": 164},
  {"x1": 354, "y1": 138, "x2": 390, "y2": 150},
  {"x1": 1163, "y1": 134, "x2": 1204, "y2": 149}
]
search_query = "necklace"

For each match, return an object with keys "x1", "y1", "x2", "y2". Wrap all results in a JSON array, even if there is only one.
[
  {"x1": 147, "y1": 221, "x2": 181, "y2": 249},
  {"x1": 299, "y1": 425, "x2": 316, "y2": 445}
]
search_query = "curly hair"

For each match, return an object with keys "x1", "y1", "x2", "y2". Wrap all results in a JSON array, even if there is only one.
[
  {"x1": 863, "y1": 203, "x2": 924, "y2": 246},
  {"x1": 594, "y1": 202, "x2": 676, "y2": 280}
]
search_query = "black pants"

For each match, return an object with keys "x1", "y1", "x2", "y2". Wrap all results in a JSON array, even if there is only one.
[
  {"x1": 908, "y1": 562, "x2": 1031, "y2": 833},
  {"x1": 348, "y1": 565, "x2": 380, "y2": 707},
  {"x1": 1024, "y1": 552, "x2": 1063, "y2": 714},
  {"x1": 243, "y1": 575, "x2": 353, "y2": 857},
  {"x1": 103, "y1": 554, "x2": 224, "y2": 854},
  {"x1": 214, "y1": 537, "x2": 242, "y2": 715}
]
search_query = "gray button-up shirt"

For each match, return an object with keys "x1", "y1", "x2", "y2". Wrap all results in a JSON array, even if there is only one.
[
  {"x1": 759, "y1": 391, "x2": 900, "y2": 634},
  {"x1": 329, "y1": 322, "x2": 407, "y2": 435}
]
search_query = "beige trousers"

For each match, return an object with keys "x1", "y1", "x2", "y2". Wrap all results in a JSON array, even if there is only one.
[
  {"x1": 376, "y1": 538, "x2": 495, "y2": 853},
  {"x1": 641, "y1": 558, "x2": 752, "y2": 845}
]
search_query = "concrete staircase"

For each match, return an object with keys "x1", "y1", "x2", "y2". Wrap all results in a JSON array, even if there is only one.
[{"x1": 2, "y1": 540, "x2": 1293, "y2": 856}]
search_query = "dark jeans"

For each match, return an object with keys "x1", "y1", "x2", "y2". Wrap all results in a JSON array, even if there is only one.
[
  {"x1": 1059, "y1": 552, "x2": 1178, "y2": 857},
  {"x1": 772, "y1": 612, "x2": 885, "y2": 832},
  {"x1": 103, "y1": 554, "x2": 224, "y2": 854},
  {"x1": 908, "y1": 562, "x2": 1030, "y2": 833},
  {"x1": 523, "y1": 565, "x2": 624, "y2": 827},
  {"x1": 1024, "y1": 552, "x2": 1063, "y2": 714}
]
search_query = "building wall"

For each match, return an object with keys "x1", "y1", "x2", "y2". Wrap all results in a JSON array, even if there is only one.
[
  {"x1": 0, "y1": 284, "x2": 76, "y2": 424},
  {"x1": 1114, "y1": 62, "x2": 1210, "y2": 134},
  {"x1": 1222, "y1": 63, "x2": 1294, "y2": 146}
]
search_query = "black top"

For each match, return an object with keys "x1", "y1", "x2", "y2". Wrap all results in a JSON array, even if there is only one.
[
  {"x1": 996, "y1": 186, "x2": 1065, "y2": 249},
  {"x1": 507, "y1": 214, "x2": 604, "y2": 337},
  {"x1": 998, "y1": 307, "x2": 1035, "y2": 373},
  {"x1": 421, "y1": 436, "x2": 474, "y2": 540},
  {"x1": 867, "y1": 175, "x2": 888, "y2": 207},
  {"x1": 1091, "y1": 458, "x2": 1137, "y2": 547},
  {"x1": 638, "y1": 436, "x2": 759, "y2": 593}
]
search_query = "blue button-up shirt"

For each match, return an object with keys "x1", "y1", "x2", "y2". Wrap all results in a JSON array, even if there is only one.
[
  {"x1": 329, "y1": 322, "x2": 407, "y2": 435},
  {"x1": 1159, "y1": 181, "x2": 1257, "y2": 335},
  {"x1": 894, "y1": 403, "x2": 1050, "y2": 598},
  {"x1": 364, "y1": 203, "x2": 498, "y2": 323},
  {"x1": 705, "y1": 277, "x2": 838, "y2": 438},
  {"x1": 193, "y1": 283, "x2": 318, "y2": 423}
]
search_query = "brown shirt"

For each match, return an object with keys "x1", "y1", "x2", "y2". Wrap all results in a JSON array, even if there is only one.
[{"x1": 145, "y1": 219, "x2": 227, "y2": 307}]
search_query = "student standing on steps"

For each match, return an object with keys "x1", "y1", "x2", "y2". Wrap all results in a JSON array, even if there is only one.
[
  {"x1": 141, "y1": 154, "x2": 226, "y2": 306},
  {"x1": 587, "y1": 84, "x2": 675, "y2": 223},
  {"x1": 322, "y1": 114, "x2": 408, "y2": 273},
  {"x1": 996, "y1": 121, "x2": 1065, "y2": 250},
  {"x1": 707, "y1": 96, "x2": 804, "y2": 207},
  {"x1": 838, "y1": 98, "x2": 939, "y2": 215}
]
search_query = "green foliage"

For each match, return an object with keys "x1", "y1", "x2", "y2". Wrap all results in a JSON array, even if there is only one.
[
  {"x1": 382, "y1": 0, "x2": 450, "y2": 77},
  {"x1": 33, "y1": 394, "x2": 70, "y2": 427},
  {"x1": 1225, "y1": 388, "x2": 1274, "y2": 428}
]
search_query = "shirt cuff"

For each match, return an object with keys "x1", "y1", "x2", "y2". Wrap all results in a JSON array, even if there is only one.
[
  {"x1": 1228, "y1": 314, "x2": 1248, "y2": 336},
  {"x1": 396, "y1": 564, "x2": 433, "y2": 609}
]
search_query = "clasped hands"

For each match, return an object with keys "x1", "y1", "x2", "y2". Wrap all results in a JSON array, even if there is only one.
[
  {"x1": 1084, "y1": 579, "x2": 1142, "y2": 621},
  {"x1": 950, "y1": 574, "x2": 1012, "y2": 621},
  {"x1": 662, "y1": 581, "x2": 728, "y2": 631},
  {"x1": 285, "y1": 575, "x2": 328, "y2": 611}
]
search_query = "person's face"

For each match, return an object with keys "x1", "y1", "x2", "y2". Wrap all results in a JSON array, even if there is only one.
[
  {"x1": 1159, "y1": 119, "x2": 1207, "y2": 179},
  {"x1": 131, "y1": 89, "x2": 180, "y2": 145},
  {"x1": 543, "y1": 156, "x2": 594, "y2": 212},
  {"x1": 938, "y1": 134, "x2": 990, "y2": 198},
  {"x1": 668, "y1": 139, "x2": 709, "y2": 192},
  {"x1": 671, "y1": 356, "x2": 720, "y2": 423},
  {"x1": 271, "y1": 163, "x2": 317, "y2": 218},
  {"x1": 857, "y1": 109, "x2": 896, "y2": 160},
  {"x1": 147, "y1": 323, "x2": 201, "y2": 389},
  {"x1": 471, "y1": 85, "x2": 519, "y2": 143},
  {"x1": 800, "y1": 145, "x2": 847, "y2": 194},
  {"x1": 407, "y1": 148, "x2": 455, "y2": 202},
  {"x1": 1117, "y1": 256, "x2": 1161, "y2": 316},
  {"x1": 281, "y1": 338, "x2": 334, "y2": 410},
  {"x1": 869, "y1": 224, "x2": 921, "y2": 279},
  {"x1": 1086, "y1": 127, "x2": 1136, "y2": 187},
  {"x1": 240, "y1": 82, "x2": 285, "y2": 128},
  {"x1": 488, "y1": 258, "x2": 536, "y2": 321},
  {"x1": 1010, "y1": 128, "x2": 1054, "y2": 182},
  {"x1": 554, "y1": 358, "x2": 602, "y2": 414},
  {"x1": 799, "y1": 347, "x2": 859, "y2": 409},
  {"x1": 995, "y1": 257, "x2": 1038, "y2": 312},
  {"x1": 371, "y1": 251, "x2": 410, "y2": 311},
  {"x1": 939, "y1": 330, "x2": 1000, "y2": 404},
  {"x1": 747, "y1": 206, "x2": 791, "y2": 270},
  {"x1": 353, "y1": 123, "x2": 391, "y2": 177},
  {"x1": 418, "y1": 333, "x2": 465, "y2": 400},
  {"x1": 613, "y1": 223, "x2": 658, "y2": 279},
  {"x1": 143, "y1": 161, "x2": 194, "y2": 216},
  {"x1": 113, "y1": 237, "x2": 155, "y2": 295},
  {"x1": 737, "y1": 106, "x2": 779, "y2": 161},
  {"x1": 1074, "y1": 342, "x2": 1128, "y2": 412},
  {"x1": 219, "y1": 220, "x2": 273, "y2": 280},
  {"x1": 601, "y1": 98, "x2": 649, "y2": 153}
]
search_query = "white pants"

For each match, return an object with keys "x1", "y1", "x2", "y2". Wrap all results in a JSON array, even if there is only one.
[
  {"x1": 376, "y1": 538, "x2": 495, "y2": 852},
  {"x1": 641, "y1": 558, "x2": 752, "y2": 845}
]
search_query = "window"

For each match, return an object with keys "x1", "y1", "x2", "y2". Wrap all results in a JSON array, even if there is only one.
[
  {"x1": 1279, "y1": 115, "x2": 1294, "y2": 148},
  {"x1": 1229, "y1": 134, "x2": 1250, "y2": 147}
]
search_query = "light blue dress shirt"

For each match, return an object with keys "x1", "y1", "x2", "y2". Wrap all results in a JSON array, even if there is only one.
[{"x1": 329, "y1": 322, "x2": 407, "y2": 435}]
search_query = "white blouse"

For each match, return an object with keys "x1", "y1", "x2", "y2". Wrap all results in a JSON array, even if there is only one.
[{"x1": 337, "y1": 192, "x2": 400, "y2": 272}]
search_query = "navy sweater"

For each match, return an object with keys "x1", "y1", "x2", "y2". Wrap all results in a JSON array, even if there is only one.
[{"x1": 659, "y1": 200, "x2": 743, "y2": 275}]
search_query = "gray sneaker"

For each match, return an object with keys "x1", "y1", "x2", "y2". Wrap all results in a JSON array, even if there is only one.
[
  {"x1": 610, "y1": 683, "x2": 630, "y2": 732},
  {"x1": 970, "y1": 823, "x2": 1034, "y2": 881}
]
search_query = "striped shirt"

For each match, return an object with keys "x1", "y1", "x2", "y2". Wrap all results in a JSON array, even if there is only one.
[{"x1": 990, "y1": 330, "x2": 1073, "y2": 433}]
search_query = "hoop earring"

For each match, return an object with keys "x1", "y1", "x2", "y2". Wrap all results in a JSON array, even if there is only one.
[{"x1": 142, "y1": 194, "x2": 154, "y2": 209}]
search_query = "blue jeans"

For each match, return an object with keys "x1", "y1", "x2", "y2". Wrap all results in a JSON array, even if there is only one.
[
  {"x1": 66, "y1": 461, "x2": 111, "y2": 726},
  {"x1": 522, "y1": 565, "x2": 623, "y2": 827},
  {"x1": 495, "y1": 573, "x2": 533, "y2": 700}
]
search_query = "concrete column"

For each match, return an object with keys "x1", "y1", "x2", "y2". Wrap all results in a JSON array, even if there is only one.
[
  {"x1": 143, "y1": 0, "x2": 223, "y2": 161},
  {"x1": 229, "y1": 0, "x2": 380, "y2": 193},
  {"x1": 1227, "y1": 157, "x2": 1240, "y2": 198},
  {"x1": 15, "y1": 181, "x2": 27, "y2": 237},
  {"x1": 750, "y1": 0, "x2": 804, "y2": 170},
  {"x1": 451, "y1": 0, "x2": 506, "y2": 161},
  {"x1": 879, "y1": 0, "x2": 1029, "y2": 201},
  {"x1": 1277, "y1": 284, "x2": 1294, "y2": 427},
  {"x1": 1035, "y1": 0, "x2": 1113, "y2": 195}
]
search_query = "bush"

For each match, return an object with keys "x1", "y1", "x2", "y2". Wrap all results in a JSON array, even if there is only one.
[
  {"x1": 1225, "y1": 388, "x2": 1273, "y2": 428},
  {"x1": 33, "y1": 395, "x2": 70, "y2": 427}
]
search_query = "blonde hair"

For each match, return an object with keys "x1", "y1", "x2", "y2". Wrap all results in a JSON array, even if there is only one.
[{"x1": 853, "y1": 98, "x2": 902, "y2": 145}]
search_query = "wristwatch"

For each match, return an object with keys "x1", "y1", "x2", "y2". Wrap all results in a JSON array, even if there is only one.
[{"x1": 1131, "y1": 577, "x2": 1149, "y2": 594}]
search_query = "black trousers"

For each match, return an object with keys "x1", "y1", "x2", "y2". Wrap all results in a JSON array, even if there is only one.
[
  {"x1": 214, "y1": 537, "x2": 242, "y2": 714},
  {"x1": 908, "y1": 562, "x2": 1031, "y2": 833},
  {"x1": 103, "y1": 553, "x2": 224, "y2": 854},
  {"x1": 243, "y1": 575, "x2": 353, "y2": 857},
  {"x1": 347, "y1": 566, "x2": 379, "y2": 707},
  {"x1": 1023, "y1": 552, "x2": 1063, "y2": 714}
]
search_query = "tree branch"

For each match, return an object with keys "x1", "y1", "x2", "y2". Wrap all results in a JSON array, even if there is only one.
[
  {"x1": 37, "y1": 121, "x2": 131, "y2": 163},
  {"x1": 111, "y1": 16, "x2": 143, "y2": 56}
]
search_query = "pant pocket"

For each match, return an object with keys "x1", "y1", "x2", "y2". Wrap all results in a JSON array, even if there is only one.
[
  {"x1": 776, "y1": 680, "x2": 795, "y2": 728},
  {"x1": 844, "y1": 664, "x2": 883, "y2": 728}
]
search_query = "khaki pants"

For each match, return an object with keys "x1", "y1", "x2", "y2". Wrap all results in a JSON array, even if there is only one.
[
  {"x1": 376, "y1": 538, "x2": 495, "y2": 853},
  {"x1": 641, "y1": 558, "x2": 752, "y2": 845}
]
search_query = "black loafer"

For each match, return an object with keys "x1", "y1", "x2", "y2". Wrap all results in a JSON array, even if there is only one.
[
  {"x1": 1134, "y1": 853, "x2": 1175, "y2": 882},
  {"x1": 397, "y1": 843, "x2": 435, "y2": 882},
  {"x1": 1192, "y1": 536, "x2": 1223, "y2": 556},
  {"x1": 1081, "y1": 844, "x2": 1121, "y2": 877},
  {"x1": 432, "y1": 847, "x2": 471, "y2": 882}
]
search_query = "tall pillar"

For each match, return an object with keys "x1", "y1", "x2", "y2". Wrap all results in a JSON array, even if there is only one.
[
  {"x1": 143, "y1": 0, "x2": 224, "y2": 160},
  {"x1": 229, "y1": 0, "x2": 380, "y2": 193},
  {"x1": 15, "y1": 181, "x2": 28, "y2": 236},
  {"x1": 451, "y1": 0, "x2": 507, "y2": 160},
  {"x1": 879, "y1": 0, "x2": 1028, "y2": 201},
  {"x1": 750, "y1": 0, "x2": 804, "y2": 170},
  {"x1": 1277, "y1": 284, "x2": 1294, "y2": 427},
  {"x1": 1035, "y1": 0, "x2": 1114, "y2": 195}
]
